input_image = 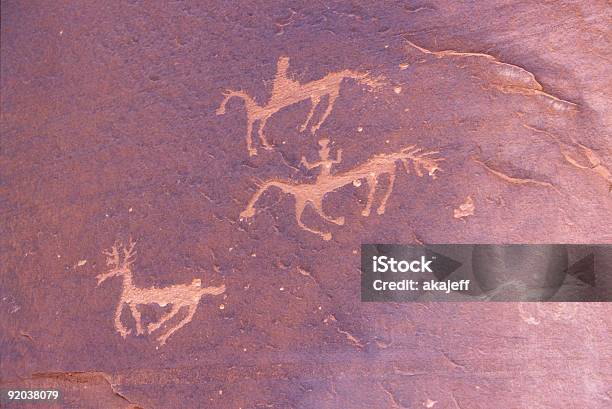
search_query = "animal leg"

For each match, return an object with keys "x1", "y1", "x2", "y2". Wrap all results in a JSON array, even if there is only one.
[
  {"x1": 240, "y1": 183, "x2": 272, "y2": 219},
  {"x1": 114, "y1": 302, "x2": 131, "y2": 338},
  {"x1": 246, "y1": 118, "x2": 256, "y2": 156},
  {"x1": 300, "y1": 96, "x2": 320, "y2": 132},
  {"x1": 147, "y1": 304, "x2": 181, "y2": 333},
  {"x1": 200, "y1": 284, "x2": 226, "y2": 296},
  {"x1": 311, "y1": 91, "x2": 338, "y2": 134},
  {"x1": 240, "y1": 181, "x2": 294, "y2": 219},
  {"x1": 313, "y1": 197, "x2": 344, "y2": 225},
  {"x1": 377, "y1": 172, "x2": 396, "y2": 215},
  {"x1": 215, "y1": 93, "x2": 230, "y2": 115},
  {"x1": 257, "y1": 116, "x2": 273, "y2": 150},
  {"x1": 362, "y1": 175, "x2": 378, "y2": 217},
  {"x1": 295, "y1": 199, "x2": 332, "y2": 241},
  {"x1": 129, "y1": 303, "x2": 144, "y2": 335},
  {"x1": 158, "y1": 304, "x2": 197, "y2": 346}
]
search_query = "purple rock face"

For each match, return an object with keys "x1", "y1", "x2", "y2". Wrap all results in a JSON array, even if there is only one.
[
  {"x1": 471, "y1": 245, "x2": 569, "y2": 300},
  {"x1": 1, "y1": 1, "x2": 611, "y2": 408}
]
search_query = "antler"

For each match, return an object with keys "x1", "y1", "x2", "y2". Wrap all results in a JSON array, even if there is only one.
[
  {"x1": 121, "y1": 238, "x2": 137, "y2": 269},
  {"x1": 102, "y1": 238, "x2": 137, "y2": 270},
  {"x1": 97, "y1": 238, "x2": 137, "y2": 286},
  {"x1": 102, "y1": 245, "x2": 120, "y2": 269}
]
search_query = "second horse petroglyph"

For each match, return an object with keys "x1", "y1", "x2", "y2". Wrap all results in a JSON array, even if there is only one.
[
  {"x1": 216, "y1": 56, "x2": 382, "y2": 156},
  {"x1": 96, "y1": 240, "x2": 225, "y2": 345},
  {"x1": 240, "y1": 139, "x2": 443, "y2": 240}
]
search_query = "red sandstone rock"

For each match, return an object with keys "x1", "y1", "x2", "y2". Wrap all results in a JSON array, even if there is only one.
[{"x1": 1, "y1": 1, "x2": 611, "y2": 408}]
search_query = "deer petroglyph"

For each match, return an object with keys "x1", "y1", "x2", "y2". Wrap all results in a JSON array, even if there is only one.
[
  {"x1": 96, "y1": 240, "x2": 225, "y2": 345},
  {"x1": 216, "y1": 56, "x2": 383, "y2": 156},
  {"x1": 240, "y1": 139, "x2": 443, "y2": 240}
]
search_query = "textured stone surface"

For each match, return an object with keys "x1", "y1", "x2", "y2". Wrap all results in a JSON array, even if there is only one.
[{"x1": 1, "y1": 1, "x2": 611, "y2": 408}]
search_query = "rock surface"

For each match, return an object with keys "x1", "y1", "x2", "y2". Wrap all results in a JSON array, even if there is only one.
[{"x1": 1, "y1": 1, "x2": 611, "y2": 408}]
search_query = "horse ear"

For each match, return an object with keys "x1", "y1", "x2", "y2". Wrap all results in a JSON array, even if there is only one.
[{"x1": 277, "y1": 56, "x2": 290, "y2": 71}]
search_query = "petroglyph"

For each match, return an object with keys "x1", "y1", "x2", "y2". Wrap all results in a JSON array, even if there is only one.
[
  {"x1": 454, "y1": 195, "x2": 475, "y2": 219},
  {"x1": 523, "y1": 124, "x2": 612, "y2": 190},
  {"x1": 240, "y1": 139, "x2": 443, "y2": 240},
  {"x1": 403, "y1": 40, "x2": 577, "y2": 111},
  {"x1": 216, "y1": 56, "x2": 383, "y2": 156},
  {"x1": 96, "y1": 240, "x2": 225, "y2": 345}
]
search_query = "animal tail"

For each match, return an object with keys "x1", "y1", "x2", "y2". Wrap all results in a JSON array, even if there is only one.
[
  {"x1": 240, "y1": 179, "x2": 296, "y2": 219},
  {"x1": 216, "y1": 89, "x2": 242, "y2": 115},
  {"x1": 200, "y1": 283, "x2": 226, "y2": 296}
]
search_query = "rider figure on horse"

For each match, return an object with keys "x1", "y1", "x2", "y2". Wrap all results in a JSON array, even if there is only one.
[
  {"x1": 300, "y1": 138, "x2": 343, "y2": 182},
  {"x1": 271, "y1": 57, "x2": 300, "y2": 101}
]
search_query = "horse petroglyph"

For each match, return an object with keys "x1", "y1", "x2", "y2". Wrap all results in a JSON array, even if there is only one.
[
  {"x1": 96, "y1": 240, "x2": 225, "y2": 345},
  {"x1": 240, "y1": 138, "x2": 443, "y2": 240},
  {"x1": 216, "y1": 56, "x2": 383, "y2": 156}
]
